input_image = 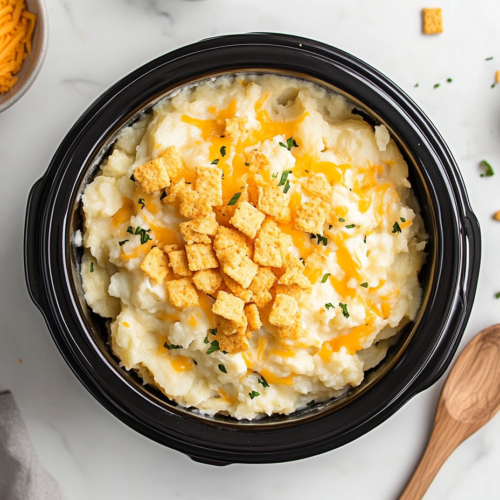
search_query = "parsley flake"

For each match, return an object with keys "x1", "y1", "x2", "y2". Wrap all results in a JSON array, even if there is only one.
[
  {"x1": 138, "y1": 198, "x2": 146, "y2": 210},
  {"x1": 496, "y1": 292, "x2": 500, "y2": 299},
  {"x1": 227, "y1": 192, "x2": 242, "y2": 206},
  {"x1": 209, "y1": 328, "x2": 218, "y2": 336},
  {"x1": 310, "y1": 234, "x2": 317, "y2": 239},
  {"x1": 339, "y1": 303, "x2": 350, "y2": 318},
  {"x1": 126, "y1": 226, "x2": 135, "y2": 235},
  {"x1": 119, "y1": 240, "x2": 128, "y2": 246},
  {"x1": 220, "y1": 146, "x2": 226, "y2": 157},
  {"x1": 279, "y1": 137, "x2": 298, "y2": 151},
  {"x1": 414, "y1": 83, "x2": 419, "y2": 88},
  {"x1": 486, "y1": 56, "x2": 494, "y2": 61},
  {"x1": 316, "y1": 234, "x2": 328, "y2": 246},
  {"x1": 339, "y1": 218, "x2": 345, "y2": 222},
  {"x1": 90, "y1": 263, "x2": 94, "y2": 273},
  {"x1": 272, "y1": 172, "x2": 278, "y2": 178},
  {"x1": 248, "y1": 391, "x2": 260, "y2": 400},
  {"x1": 480, "y1": 160, "x2": 494, "y2": 177},
  {"x1": 360, "y1": 282, "x2": 369, "y2": 288},
  {"x1": 164, "y1": 342, "x2": 181, "y2": 350},
  {"x1": 211, "y1": 159, "x2": 219, "y2": 165},
  {"x1": 400, "y1": 217, "x2": 406, "y2": 222},
  {"x1": 206, "y1": 340, "x2": 220, "y2": 355},
  {"x1": 434, "y1": 83, "x2": 440, "y2": 89},
  {"x1": 258, "y1": 376, "x2": 269, "y2": 389},
  {"x1": 283, "y1": 179, "x2": 291, "y2": 193},
  {"x1": 307, "y1": 400, "x2": 316, "y2": 408},
  {"x1": 447, "y1": 78, "x2": 453, "y2": 83},
  {"x1": 278, "y1": 170, "x2": 293, "y2": 187},
  {"x1": 345, "y1": 224, "x2": 355, "y2": 229},
  {"x1": 245, "y1": 162, "x2": 250, "y2": 166},
  {"x1": 204, "y1": 337, "x2": 209, "y2": 344},
  {"x1": 392, "y1": 222, "x2": 402, "y2": 233},
  {"x1": 160, "y1": 189, "x2": 167, "y2": 200},
  {"x1": 325, "y1": 303, "x2": 334, "y2": 309},
  {"x1": 130, "y1": 174, "x2": 135, "y2": 182},
  {"x1": 321, "y1": 273, "x2": 331, "y2": 283},
  {"x1": 218, "y1": 364, "x2": 227, "y2": 373}
]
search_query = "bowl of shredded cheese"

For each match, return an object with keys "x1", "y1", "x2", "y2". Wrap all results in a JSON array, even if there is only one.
[{"x1": 0, "y1": 0, "x2": 47, "y2": 113}]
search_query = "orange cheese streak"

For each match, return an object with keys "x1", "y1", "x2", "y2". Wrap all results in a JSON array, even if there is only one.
[{"x1": 0, "y1": 0, "x2": 37, "y2": 94}]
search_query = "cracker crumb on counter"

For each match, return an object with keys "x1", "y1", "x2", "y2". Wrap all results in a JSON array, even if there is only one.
[{"x1": 422, "y1": 8, "x2": 443, "y2": 35}]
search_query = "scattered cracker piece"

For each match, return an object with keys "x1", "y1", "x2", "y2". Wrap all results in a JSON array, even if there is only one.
[
  {"x1": 422, "y1": 8, "x2": 443, "y2": 35},
  {"x1": 257, "y1": 183, "x2": 290, "y2": 220},
  {"x1": 305, "y1": 248, "x2": 327, "y2": 269},
  {"x1": 282, "y1": 252, "x2": 305, "y2": 270},
  {"x1": 212, "y1": 291, "x2": 246, "y2": 325},
  {"x1": 221, "y1": 272, "x2": 254, "y2": 302},
  {"x1": 165, "y1": 278, "x2": 200, "y2": 310},
  {"x1": 216, "y1": 326, "x2": 250, "y2": 353},
  {"x1": 253, "y1": 219, "x2": 283, "y2": 267},
  {"x1": 134, "y1": 158, "x2": 171, "y2": 194},
  {"x1": 269, "y1": 294, "x2": 299, "y2": 328},
  {"x1": 180, "y1": 221, "x2": 211, "y2": 245},
  {"x1": 192, "y1": 269, "x2": 222, "y2": 295},
  {"x1": 195, "y1": 166, "x2": 223, "y2": 207},
  {"x1": 189, "y1": 212, "x2": 219, "y2": 236},
  {"x1": 294, "y1": 197, "x2": 329, "y2": 234},
  {"x1": 245, "y1": 150, "x2": 270, "y2": 173},
  {"x1": 159, "y1": 146, "x2": 184, "y2": 182},
  {"x1": 214, "y1": 226, "x2": 250, "y2": 263},
  {"x1": 249, "y1": 267, "x2": 277, "y2": 295},
  {"x1": 221, "y1": 247, "x2": 259, "y2": 289},
  {"x1": 140, "y1": 247, "x2": 169, "y2": 284},
  {"x1": 496, "y1": 71, "x2": 500, "y2": 85},
  {"x1": 494, "y1": 210, "x2": 500, "y2": 221},
  {"x1": 278, "y1": 266, "x2": 311, "y2": 290},
  {"x1": 275, "y1": 284, "x2": 312, "y2": 309},
  {"x1": 163, "y1": 244, "x2": 179, "y2": 255},
  {"x1": 186, "y1": 243, "x2": 219, "y2": 271},
  {"x1": 252, "y1": 290, "x2": 273, "y2": 309},
  {"x1": 229, "y1": 200, "x2": 266, "y2": 239},
  {"x1": 245, "y1": 304, "x2": 262, "y2": 332},
  {"x1": 179, "y1": 186, "x2": 214, "y2": 219},
  {"x1": 216, "y1": 314, "x2": 248, "y2": 337},
  {"x1": 224, "y1": 117, "x2": 248, "y2": 142},
  {"x1": 277, "y1": 313, "x2": 303, "y2": 340},
  {"x1": 303, "y1": 174, "x2": 332, "y2": 202},
  {"x1": 168, "y1": 250, "x2": 193, "y2": 277},
  {"x1": 279, "y1": 234, "x2": 294, "y2": 261}
]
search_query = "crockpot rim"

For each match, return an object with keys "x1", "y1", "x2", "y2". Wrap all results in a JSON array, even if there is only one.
[{"x1": 24, "y1": 33, "x2": 480, "y2": 464}]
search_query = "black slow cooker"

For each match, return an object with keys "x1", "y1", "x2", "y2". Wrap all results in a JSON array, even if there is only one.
[{"x1": 24, "y1": 33, "x2": 480, "y2": 465}]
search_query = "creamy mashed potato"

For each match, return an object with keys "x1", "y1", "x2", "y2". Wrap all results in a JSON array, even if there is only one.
[{"x1": 80, "y1": 74, "x2": 427, "y2": 420}]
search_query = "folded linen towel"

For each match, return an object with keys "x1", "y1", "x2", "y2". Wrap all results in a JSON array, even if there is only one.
[{"x1": 0, "y1": 391, "x2": 64, "y2": 500}]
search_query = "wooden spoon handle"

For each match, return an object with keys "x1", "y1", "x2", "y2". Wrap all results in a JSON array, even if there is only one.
[{"x1": 399, "y1": 404, "x2": 468, "y2": 500}]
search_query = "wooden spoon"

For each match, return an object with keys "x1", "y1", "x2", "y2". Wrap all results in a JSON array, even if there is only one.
[{"x1": 400, "y1": 324, "x2": 500, "y2": 500}]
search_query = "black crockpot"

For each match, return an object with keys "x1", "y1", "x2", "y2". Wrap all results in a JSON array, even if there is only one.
[{"x1": 24, "y1": 33, "x2": 480, "y2": 465}]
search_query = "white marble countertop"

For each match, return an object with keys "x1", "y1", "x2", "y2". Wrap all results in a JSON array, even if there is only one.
[{"x1": 1, "y1": 0, "x2": 500, "y2": 498}]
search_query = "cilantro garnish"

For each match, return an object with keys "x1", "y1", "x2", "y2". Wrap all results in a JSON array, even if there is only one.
[
  {"x1": 206, "y1": 340, "x2": 220, "y2": 354},
  {"x1": 119, "y1": 240, "x2": 128, "y2": 246},
  {"x1": 211, "y1": 159, "x2": 219, "y2": 165},
  {"x1": 258, "y1": 376, "x2": 269, "y2": 389},
  {"x1": 480, "y1": 160, "x2": 494, "y2": 177},
  {"x1": 218, "y1": 364, "x2": 227, "y2": 373},
  {"x1": 90, "y1": 263, "x2": 94, "y2": 273},
  {"x1": 220, "y1": 146, "x2": 226, "y2": 157},
  {"x1": 278, "y1": 170, "x2": 293, "y2": 187},
  {"x1": 227, "y1": 192, "x2": 242, "y2": 206},
  {"x1": 360, "y1": 282, "x2": 369, "y2": 288},
  {"x1": 307, "y1": 400, "x2": 316, "y2": 408},
  {"x1": 321, "y1": 273, "x2": 331, "y2": 283},
  {"x1": 164, "y1": 342, "x2": 181, "y2": 350},
  {"x1": 249, "y1": 391, "x2": 260, "y2": 399},
  {"x1": 138, "y1": 198, "x2": 146, "y2": 210},
  {"x1": 325, "y1": 303, "x2": 334, "y2": 309},
  {"x1": 126, "y1": 226, "x2": 135, "y2": 235},
  {"x1": 339, "y1": 303, "x2": 350, "y2": 318},
  {"x1": 345, "y1": 224, "x2": 355, "y2": 229},
  {"x1": 316, "y1": 234, "x2": 328, "y2": 246},
  {"x1": 283, "y1": 180, "x2": 291, "y2": 193},
  {"x1": 279, "y1": 137, "x2": 298, "y2": 151},
  {"x1": 392, "y1": 222, "x2": 402, "y2": 233}
]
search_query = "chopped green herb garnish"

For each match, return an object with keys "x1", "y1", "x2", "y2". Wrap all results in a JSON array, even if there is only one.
[
  {"x1": 414, "y1": 83, "x2": 419, "y2": 88},
  {"x1": 206, "y1": 340, "x2": 220, "y2": 355},
  {"x1": 321, "y1": 273, "x2": 331, "y2": 283},
  {"x1": 248, "y1": 391, "x2": 260, "y2": 399},
  {"x1": 339, "y1": 303, "x2": 350, "y2": 318},
  {"x1": 218, "y1": 364, "x2": 227, "y2": 373},
  {"x1": 279, "y1": 137, "x2": 298, "y2": 151},
  {"x1": 400, "y1": 217, "x2": 406, "y2": 222},
  {"x1": 160, "y1": 189, "x2": 167, "y2": 200},
  {"x1": 492, "y1": 84, "x2": 496, "y2": 89},
  {"x1": 310, "y1": 234, "x2": 317, "y2": 239},
  {"x1": 130, "y1": 174, "x2": 135, "y2": 182},
  {"x1": 138, "y1": 198, "x2": 146, "y2": 210},
  {"x1": 434, "y1": 83, "x2": 440, "y2": 89},
  {"x1": 211, "y1": 159, "x2": 219, "y2": 165},
  {"x1": 283, "y1": 180, "x2": 291, "y2": 193},
  {"x1": 307, "y1": 400, "x2": 315, "y2": 408},
  {"x1": 447, "y1": 78, "x2": 453, "y2": 83},
  {"x1": 329, "y1": 225, "x2": 332, "y2": 229},
  {"x1": 204, "y1": 337, "x2": 209, "y2": 344},
  {"x1": 316, "y1": 234, "x2": 328, "y2": 246},
  {"x1": 486, "y1": 56, "x2": 494, "y2": 61},
  {"x1": 496, "y1": 292, "x2": 500, "y2": 299},
  {"x1": 227, "y1": 192, "x2": 242, "y2": 206},
  {"x1": 345, "y1": 224, "x2": 355, "y2": 229},
  {"x1": 119, "y1": 240, "x2": 128, "y2": 246},
  {"x1": 90, "y1": 263, "x2": 94, "y2": 273},
  {"x1": 126, "y1": 226, "x2": 135, "y2": 235},
  {"x1": 278, "y1": 170, "x2": 293, "y2": 187},
  {"x1": 480, "y1": 160, "x2": 494, "y2": 177},
  {"x1": 164, "y1": 342, "x2": 181, "y2": 350},
  {"x1": 272, "y1": 172, "x2": 278, "y2": 178},
  {"x1": 220, "y1": 146, "x2": 226, "y2": 157},
  {"x1": 140, "y1": 229, "x2": 152, "y2": 245},
  {"x1": 245, "y1": 162, "x2": 250, "y2": 166},
  {"x1": 338, "y1": 218, "x2": 345, "y2": 222},
  {"x1": 364, "y1": 236, "x2": 367, "y2": 243},
  {"x1": 392, "y1": 222, "x2": 402, "y2": 233},
  {"x1": 209, "y1": 328, "x2": 218, "y2": 336},
  {"x1": 193, "y1": 359, "x2": 198, "y2": 365},
  {"x1": 258, "y1": 376, "x2": 269, "y2": 389},
  {"x1": 360, "y1": 282, "x2": 369, "y2": 288},
  {"x1": 325, "y1": 303, "x2": 334, "y2": 309}
]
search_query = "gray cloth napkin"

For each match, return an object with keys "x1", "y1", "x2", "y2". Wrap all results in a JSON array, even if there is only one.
[{"x1": 0, "y1": 392, "x2": 64, "y2": 500}]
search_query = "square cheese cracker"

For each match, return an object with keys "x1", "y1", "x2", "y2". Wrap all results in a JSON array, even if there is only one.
[
  {"x1": 422, "y1": 8, "x2": 443, "y2": 34},
  {"x1": 229, "y1": 200, "x2": 265, "y2": 239},
  {"x1": 159, "y1": 146, "x2": 184, "y2": 182},
  {"x1": 221, "y1": 246, "x2": 259, "y2": 289},
  {"x1": 140, "y1": 247, "x2": 169, "y2": 284},
  {"x1": 212, "y1": 291, "x2": 246, "y2": 325},
  {"x1": 245, "y1": 304, "x2": 262, "y2": 332},
  {"x1": 257, "y1": 183, "x2": 290, "y2": 221},
  {"x1": 294, "y1": 197, "x2": 329, "y2": 234},
  {"x1": 269, "y1": 294, "x2": 299, "y2": 328},
  {"x1": 165, "y1": 278, "x2": 200, "y2": 310},
  {"x1": 186, "y1": 243, "x2": 219, "y2": 272},
  {"x1": 134, "y1": 158, "x2": 171, "y2": 194},
  {"x1": 168, "y1": 250, "x2": 193, "y2": 277},
  {"x1": 253, "y1": 219, "x2": 283, "y2": 267},
  {"x1": 192, "y1": 269, "x2": 222, "y2": 295}
]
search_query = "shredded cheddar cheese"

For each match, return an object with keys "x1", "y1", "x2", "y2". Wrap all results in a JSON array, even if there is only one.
[{"x1": 0, "y1": 0, "x2": 36, "y2": 94}]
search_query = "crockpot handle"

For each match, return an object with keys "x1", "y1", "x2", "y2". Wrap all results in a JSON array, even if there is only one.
[{"x1": 24, "y1": 177, "x2": 49, "y2": 311}]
